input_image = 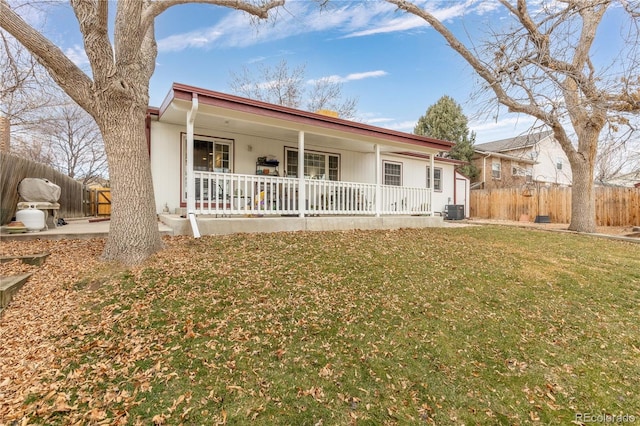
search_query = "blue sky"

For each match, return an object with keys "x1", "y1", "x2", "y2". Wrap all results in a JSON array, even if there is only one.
[{"x1": 28, "y1": 1, "x2": 628, "y2": 143}]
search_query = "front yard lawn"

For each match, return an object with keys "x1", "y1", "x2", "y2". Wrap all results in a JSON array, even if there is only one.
[{"x1": 1, "y1": 226, "x2": 639, "y2": 424}]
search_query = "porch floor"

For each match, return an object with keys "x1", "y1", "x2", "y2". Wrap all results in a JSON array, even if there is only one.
[{"x1": 160, "y1": 213, "x2": 445, "y2": 236}]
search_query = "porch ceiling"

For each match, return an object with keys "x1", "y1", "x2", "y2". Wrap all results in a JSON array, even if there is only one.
[
  {"x1": 156, "y1": 84, "x2": 452, "y2": 155},
  {"x1": 161, "y1": 100, "x2": 430, "y2": 154}
]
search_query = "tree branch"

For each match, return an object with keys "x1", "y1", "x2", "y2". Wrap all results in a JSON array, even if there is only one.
[
  {"x1": 70, "y1": 0, "x2": 116, "y2": 91},
  {"x1": 114, "y1": 1, "x2": 145, "y2": 66},
  {"x1": 0, "y1": 0, "x2": 93, "y2": 111},
  {"x1": 389, "y1": 1, "x2": 558, "y2": 121},
  {"x1": 141, "y1": 0, "x2": 286, "y2": 36}
]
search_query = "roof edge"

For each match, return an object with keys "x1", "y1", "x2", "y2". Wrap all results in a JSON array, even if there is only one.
[
  {"x1": 475, "y1": 150, "x2": 537, "y2": 164},
  {"x1": 159, "y1": 82, "x2": 455, "y2": 151}
]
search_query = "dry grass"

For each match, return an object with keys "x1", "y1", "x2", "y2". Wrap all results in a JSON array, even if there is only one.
[{"x1": 1, "y1": 226, "x2": 639, "y2": 425}]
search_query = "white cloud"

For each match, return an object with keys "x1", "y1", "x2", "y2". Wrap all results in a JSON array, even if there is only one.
[
  {"x1": 383, "y1": 120, "x2": 417, "y2": 132},
  {"x1": 344, "y1": 70, "x2": 388, "y2": 81},
  {"x1": 247, "y1": 55, "x2": 268, "y2": 64},
  {"x1": 64, "y1": 44, "x2": 90, "y2": 68},
  {"x1": 357, "y1": 114, "x2": 415, "y2": 133},
  {"x1": 344, "y1": 15, "x2": 427, "y2": 38},
  {"x1": 342, "y1": 1, "x2": 485, "y2": 38},
  {"x1": 157, "y1": 29, "x2": 224, "y2": 52},
  {"x1": 158, "y1": 3, "x2": 315, "y2": 52},
  {"x1": 156, "y1": 0, "x2": 493, "y2": 52},
  {"x1": 308, "y1": 70, "x2": 388, "y2": 85},
  {"x1": 365, "y1": 117, "x2": 395, "y2": 125}
]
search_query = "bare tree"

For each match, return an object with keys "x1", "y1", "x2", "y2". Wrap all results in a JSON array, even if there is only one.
[
  {"x1": 594, "y1": 128, "x2": 638, "y2": 185},
  {"x1": 230, "y1": 59, "x2": 306, "y2": 107},
  {"x1": 0, "y1": 0, "x2": 284, "y2": 264},
  {"x1": 386, "y1": 0, "x2": 640, "y2": 232},
  {"x1": 0, "y1": 30, "x2": 58, "y2": 133},
  {"x1": 229, "y1": 59, "x2": 358, "y2": 119},
  {"x1": 40, "y1": 103, "x2": 108, "y2": 185},
  {"x1": 306, "y1": 76, "x2": 358, "y2": 119},
  {"x1": 2, "y1": 31, "x2": 108, "y2": 183},
  {"x1": 10, "y1": 132, "x2": 56, "y2": 165}
]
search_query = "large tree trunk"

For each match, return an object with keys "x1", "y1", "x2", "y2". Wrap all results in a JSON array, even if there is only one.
[
  {"x1": 569, "y1": 161, "x2": 597, "y2": 233},
  {"x1": 98, "y1": 103, "x2": 162, "y2": 264},
  {"x1": 569, "y1": 128, "x2": 604, "y2": 233}
]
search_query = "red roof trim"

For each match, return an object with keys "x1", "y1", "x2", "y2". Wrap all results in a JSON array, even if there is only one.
[
  {"x1": 394, "y1": 151, "x2": 468, "y2": 165},
  {"x1": 156, "y1": 82, "x2": 454, "y2": 151}
]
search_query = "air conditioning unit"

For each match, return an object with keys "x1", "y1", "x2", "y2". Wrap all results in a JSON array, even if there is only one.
[{"x1": 444, "y1": 204, "x2": 465, "y2": 220}]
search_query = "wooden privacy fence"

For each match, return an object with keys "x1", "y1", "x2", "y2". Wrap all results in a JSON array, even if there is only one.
[
  {"x1": 470, "y1": 186, "x2": 640, "y2": 226},
  {"x1": 0, "y1": 152, "x2": 86, "y2": 225}
]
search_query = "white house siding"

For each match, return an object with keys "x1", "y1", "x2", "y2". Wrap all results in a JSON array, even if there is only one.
[
  {"x1": 435, "y1": 163, "x2": 457, "y2": 213},
  {"x1": 150, "y1": 121, "x2": 459, "y2": 215},
  {"x1": 532, "y1": 136, "x2": 572, "y2": 186},
  {"x1": 507, "y1": 136, "x2": 572, "y2": 186},
  {"x1": 150, "y1": 121, "x2": 182, "y2": 214},
  {"x1": 455, "y1": 171, "x2": 470, "y2": 217},
  {"x1": 379, "y1": 154, "x2": 457, "y2": 214}
]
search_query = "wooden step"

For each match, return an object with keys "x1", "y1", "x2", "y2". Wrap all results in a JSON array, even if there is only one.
[
  {"x1": 0, "y1": 273, "x2": 32, "y2": 312},
  {"x1": 0, "y1": 253, "x2": 48, "y2": 317},
  {"x1": 0, "y1": 252, "x2": 50, "y2": 266}
]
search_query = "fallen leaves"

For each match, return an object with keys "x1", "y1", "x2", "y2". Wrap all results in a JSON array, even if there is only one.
[
  {"x1": 0, "y1": 239, "x2": 105, "y2": 423},
  {"x1": 1, "y1": 228, "x2": 639, "y2": 424},
  {"x1": 298, "y1": 386, "x2": 325, "y2": 402}
]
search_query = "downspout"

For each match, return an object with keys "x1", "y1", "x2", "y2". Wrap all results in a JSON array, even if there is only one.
[
  {"x1": 453, "y1": 170, "x2": 457, "y2": 205},
  {"x1": 186, "y1": 93, "x2": 200, "y2": 237},
  {"x1": 482, "y1": 152, "x2": 491, "y2": 189},
  {"x1": 375, "y1": 144, "x2": 381, "y2": 217}
]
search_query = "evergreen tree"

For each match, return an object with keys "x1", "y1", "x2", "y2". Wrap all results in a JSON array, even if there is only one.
[{"x1": 414, "y1": 95, "x2": 478, "y2": 179}]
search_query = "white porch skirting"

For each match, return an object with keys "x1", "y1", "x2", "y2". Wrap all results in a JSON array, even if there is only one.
[{"x1": 159, "y1": 214, "x2": 444, "y2": 237}]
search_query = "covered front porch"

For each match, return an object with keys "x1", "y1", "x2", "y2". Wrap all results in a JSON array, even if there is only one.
[{"x1": 150, "y1": 84, "x2": 459, "y2": 236}]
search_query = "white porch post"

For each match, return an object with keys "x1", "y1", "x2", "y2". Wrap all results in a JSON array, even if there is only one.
[
  {"x1": 186, "y1": 93, "x2": 199, "y2": 213},
  {"x1": 429, "y1": 153, "x2": 435, "y2": 215},
  {"x1": 297, "y1": 130, "x2": 306, "y2": 218},
  {"x1": 375, "y1": 144, "x2": 381, "y2": 217}
]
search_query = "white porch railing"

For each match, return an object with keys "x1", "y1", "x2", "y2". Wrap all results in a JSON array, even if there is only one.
[{"x1": 193, "y1": 172, "x2": 432, "y2": 216}]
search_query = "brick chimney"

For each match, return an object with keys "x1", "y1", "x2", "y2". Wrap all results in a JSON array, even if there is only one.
[{"x1": 0, "y1": 116, "x2": 9, "y2": 152}]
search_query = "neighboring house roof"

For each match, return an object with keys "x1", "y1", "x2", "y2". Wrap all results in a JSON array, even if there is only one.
[
  {"x1": 598, "y1": 169, "x2": 640, "y2": 187},
  {"x1": 153, "y1": 82, "x2": 455, "y2": 152},
  {"x1": 474, "y1": 150, "x2": 536, "y2": 165},
  {"x1": 474, "y1": 130, "x2": 553, "y2": 153}
]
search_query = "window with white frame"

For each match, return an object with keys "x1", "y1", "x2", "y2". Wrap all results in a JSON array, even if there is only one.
[
  {"x1": 556, "y1": 157, "x2": 563, "y2": 170},
  {"x1": 512, "y1": 162, "x2": 521, "y2": 176},
  {"x1": 183, "y1": 135, "x2": 233, "y2": 173},
  {"x1": 285, "y1": 148, "x2": 339, "y2": 180},
  {"x1": 492, "y1": 161, "x2": 501, "y2": 179},
  {"x1": 182, "y1": 134, "x2": 234, "y2": 200},
  {"x1": 512, "y1": 163, "x2": 533, "y2": 182},
  {"x1": 383, "y1": 161, "x2": 402, "y2": 186},
  {"x1": 426, "y1": 166, "x2": 443, "y2": 191}
]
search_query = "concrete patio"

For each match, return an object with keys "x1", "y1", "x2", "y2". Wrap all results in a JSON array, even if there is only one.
[
  {"x1": 1, "y1": 214, "x2": 457, "y2": 241},
  {"x1": 0, "y1": 218, "x2": 174, "y2": 241}
]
